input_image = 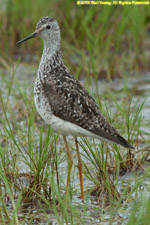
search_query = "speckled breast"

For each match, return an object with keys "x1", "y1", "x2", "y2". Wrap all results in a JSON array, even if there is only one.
[{"x1": 34, "y1": 76, "x2": 53, "y2": 125}]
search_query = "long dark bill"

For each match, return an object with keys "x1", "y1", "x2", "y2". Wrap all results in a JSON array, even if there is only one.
[{"x1": 16, "y1": 32, "x2": 36, "y2": 45}]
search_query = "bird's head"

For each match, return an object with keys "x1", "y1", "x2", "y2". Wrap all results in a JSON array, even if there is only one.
[{"x1": 16, "y1": 16, "x2": 60, "y2": 45}]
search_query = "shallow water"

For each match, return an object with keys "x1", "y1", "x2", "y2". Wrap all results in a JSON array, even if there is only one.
[{"x1": 0, "y1": 63, "x2": 150, "y2": 224}]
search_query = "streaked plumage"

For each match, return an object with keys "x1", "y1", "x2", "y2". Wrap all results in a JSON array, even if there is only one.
[{"x1": 16, "y1": 16, "x2": 134, "y2": 201}]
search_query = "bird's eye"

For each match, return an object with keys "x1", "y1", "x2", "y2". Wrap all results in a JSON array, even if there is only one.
[{"x1": 46, "y1": 25, "x2": 51, "y2": 29}]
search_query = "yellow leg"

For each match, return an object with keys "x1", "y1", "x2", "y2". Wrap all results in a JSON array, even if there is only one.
[
  {"x1": 75, "y1": 137, "x2": 84, "y2": 202},
  {"x1": 63, "y1": 136, "x2": 73, "y2": 192}
]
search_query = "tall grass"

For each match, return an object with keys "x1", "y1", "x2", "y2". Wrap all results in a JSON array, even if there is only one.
[
  {"x1": 127, "y1": 191, "x2": 150, "y2": 225},
  {"x1": 0, "y1": 2, "x2": 150, "y2": 77}
]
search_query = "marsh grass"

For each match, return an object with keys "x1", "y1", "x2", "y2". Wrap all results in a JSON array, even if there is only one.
[
  {"x1": 127, "y1": 190, "x2": 150, "y2": 225},
  {"x1": 78, "y1": 87, "x2": 147, "y2": 203},
  {"x1": 0, "y1": 57, "x2": 149, "y2": 224},
  {"x1": 80, "y1": 138, "x2": 120, "y2": 202}
]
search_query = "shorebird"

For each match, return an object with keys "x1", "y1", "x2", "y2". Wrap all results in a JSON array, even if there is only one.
[{"x1": 16, "y1": 16, "x2": 134, "y2": 201}]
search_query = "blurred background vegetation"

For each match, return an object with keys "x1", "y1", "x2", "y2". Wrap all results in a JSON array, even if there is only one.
[{"x1": 1, "y1": 0, "x2": 150, "y2": 79}]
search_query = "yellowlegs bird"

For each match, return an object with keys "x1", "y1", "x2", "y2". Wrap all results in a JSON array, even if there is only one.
[{"x1": 16, "y1": 16, "x2": 134, "y2": 201}]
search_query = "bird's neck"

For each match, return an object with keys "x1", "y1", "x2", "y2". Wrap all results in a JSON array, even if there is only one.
[
  {"x1": 43, "y1": 37, "x2": 61, "y2": 58},
  {"x1": 38, "y1": 38, "x2": 63, "y2": 78}
]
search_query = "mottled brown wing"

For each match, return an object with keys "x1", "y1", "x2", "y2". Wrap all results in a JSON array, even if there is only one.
[{"x1": 41, "y1": 66, "x2": 133, "y2": 148}]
